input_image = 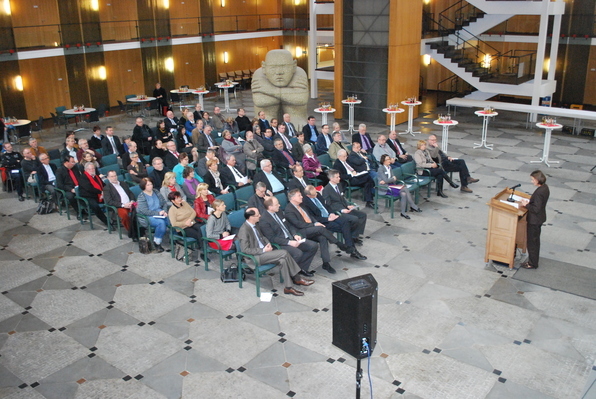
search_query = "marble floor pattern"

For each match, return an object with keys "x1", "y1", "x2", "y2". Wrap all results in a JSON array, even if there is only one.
[{"x1": 1, "y1": 91, "x2": 596, "y2": 399}]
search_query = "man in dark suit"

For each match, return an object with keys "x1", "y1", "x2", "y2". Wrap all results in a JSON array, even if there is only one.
[
  {"x1": 291, "y1": 132, "x2": 307, "y2": 162},
  {"x1": 302, "y1": 115, "x2": 319, "y2": 144},
  {"x1": 37, "y1": 153, "x2": 58, "y2": 203},
  {"x1": 285, "y1": 189, "x2": 356, "y2": 273},
  {"x1": 287, "y1": 164, "x2": 309, "y2": 195},
  {"x1": 257, "y1": 128, "x2": 276, "y2": 158},
  {"x1": 351, "y1": 123, "x2": 374, "y2": 154},
  {"x1": 246, "y1": 182, "x2": 271, "y2": 214},
  {"x1": 348, "y1": 141, "x2": 377, "y2": 180},
  {"x1": 88, "y1": 126, "x2": 105, "y2": 150},
  {"x1": 303, "y1": 185, "x2": 366, "y2": 260},
  {"x1": 101, "y1": 126, "x2": 124, "y2": 157},
  {"x1": 164, "y1": 110, "x2": 180, "y2": 133},
  {"x1": 132, "y1": 117, "x2": 154, "y2": 156},
  {"x1": 220, "y1": 155, "x2": 251, "y2": 189},
  {"x1": 195, "y1": 149, "x2": 217, "y2": 178},
  {"x1": 149, "y1": 157, "x2": 170, "y2": 189},
  {"x1": 252, "y1": 159, "x2": 287, "y2": 194},
  {"x1": 274, "y1": 124, "x2": 293, "y2": 152},
  {"x1": 192, "y1": 104, "x2": 204, "y2": 124},
  {"x1": 272, "y1": 139, "x2": 295, "y2": 170},
  {"x1": 259, "y1": 196, "x2": 318, "y2": 276},
  {"x1": 55, "y1": 155, "x2": 81, "y2": 213},
  {"x1": 387, "y1": 130, "x2": 413, "y2": 163},
  {"x1": 163, "y1": 141, "x2": 181, "y2": 171},
  {"x1": 257, "y1": 111, "x2": 271, "y2": 133},
  {"x1": 322, "y1": 169, "x2": 367, "y2": 242},
  {"x1": 315, "y1": 124, "x2": 332, "y2": 155},
  {"x1": 333, "y1": 149, "x2": 375, "y2": 208},
  {"x1": 282, "y1": 113, "x2": 298, "y2": 137},
  {"x1": 103, "y1": 170, "x2": 135, "y2": 231},
  {"x1": 237, "y1": 207, "x2": 313, "y2": 296},
  {"x1": 78, "y1": 162, "x2": 108, "y2": 225}
]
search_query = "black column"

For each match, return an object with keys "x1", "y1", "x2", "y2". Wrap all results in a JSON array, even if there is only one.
[{"x1": 343, "y1": 0, "x2": 389, "y2": 124}]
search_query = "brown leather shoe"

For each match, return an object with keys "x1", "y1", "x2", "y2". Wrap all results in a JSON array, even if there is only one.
[
  {"x1": 460, "y1": 186, "x2": 473, "y2": 193},
  {"x1": 284, "y1": 287, "x2": 304, "y2": 296},
  {"x1": 467, "y1": 177, "x2": 480, "y2": 184},
  {"x1": 293, "y1": 278, "x2": 314, "y2": 286}
]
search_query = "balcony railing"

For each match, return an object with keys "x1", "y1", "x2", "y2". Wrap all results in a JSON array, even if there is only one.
[{"x1": 8, "y1": 14, "x2": 305, "y2": 51}]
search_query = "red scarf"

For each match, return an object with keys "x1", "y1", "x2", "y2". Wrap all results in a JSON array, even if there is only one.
[
  {"x1": 85, "y1": 171, "x2": 104, "y2": 202},
  {"x1": 224, "y1": 136, "x2": 238, "y2": 146}
]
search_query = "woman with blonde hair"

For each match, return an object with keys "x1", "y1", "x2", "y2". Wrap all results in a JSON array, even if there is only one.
[
  {"x1": 193, "y1": 182, "x2": 215, "y2": 221},
  {"x1": 160, "y1": 171, "x2": 186, "y2": 206}
]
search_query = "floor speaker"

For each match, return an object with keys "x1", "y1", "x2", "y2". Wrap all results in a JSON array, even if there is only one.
[{"x1": 332, "y1": 273, "x2": 378, "y2": 359}]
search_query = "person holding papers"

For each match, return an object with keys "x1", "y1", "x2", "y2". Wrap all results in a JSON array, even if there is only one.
[
  {"x1": 220, "y1": 155, "x2": 251, "y2": 189},
  {"x1": 377, "y1": 154, "x2": 421, "y2": 219},
  {"x1": 193, "y1": 183, "x2": 215, "y2": 221}
]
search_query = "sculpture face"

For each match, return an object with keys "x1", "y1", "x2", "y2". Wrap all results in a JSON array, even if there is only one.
[{"x1": 262, "y1": 50, "x2": 296, "y2": 87}]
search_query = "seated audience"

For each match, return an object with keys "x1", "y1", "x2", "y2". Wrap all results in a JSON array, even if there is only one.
[
  {"x1": 103, "y1": 170, "x2": 135, "y2": 231},
  {"x1": 154, "y1": 120, "x2": 173, "y2": 143},
  {"x1": 413, "y1": 140, "x2": 453, "y2": 198},
  {"x1": 160, "y1": 171, "x2": 186, "y2": 206},
  {"x1": 149, "y1": 157, "x2": 169, "y2": 190},
  {"x1": 220, "y1": 155, "x2": 251, "y2": 189},
  {"x1": 333, "y1": 149, "x2": 375, "y2": 208},
  {"x1": 206, "y1": 199, "x2": 232, "y2": 241},
  {"x1": 193, "y1": 182, "x2": 215, "y2": 221},
  {"x1": 221, "y1": 129, "x2": 246, "y2": 173},
  {"x1": 132, "y1": 117, "x2": 153, "y2": 155},
  {"x1": 302, "y1": 144, "x2": 328, "y2": 186},
  {"x1": 127, "y1": 152, "x2": 148, "y2": 184},
  {"x1": 150, "y1": 139, "x2": 167, "y2": 163},
  {"x1": 243, "y1": 130, "x2": 264, "y2": 175},
  {"x1": 180, "y1": 166, "x2": 202, "y2": 200},
  {"x1": 29, "y1": 137, "x2": 48, "y2": 158},
  {"x1": 387, "y1": 130, "x2": 413, "y2": 163},
  {"x1": 203, "y1": 158, "x2": 229, "y2": 195},
  {"x1": 252, "y1": 159, "x2": 287, "y2": 194},
  {"x1": 427, "y1": 134, "x2": 478, "y2": 193},
  {"x1": 78, "y1": 162, "x2": 108, "y2": 225},
  {"x1": 315, "y1": 124, "x2": 332, "y2": 155},
  {"x1": 168, "y1": 191, "x2": 203, "y2": 244}
]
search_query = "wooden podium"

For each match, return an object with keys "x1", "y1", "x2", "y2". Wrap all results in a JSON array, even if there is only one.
[{"x1": 485, "y1": 188, "x2": 530, "y2": 267}]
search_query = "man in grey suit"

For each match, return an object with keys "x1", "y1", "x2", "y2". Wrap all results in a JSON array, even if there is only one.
[
  {"x1": 237, "y1": 208, "x2": 314, "y2": 296},
  {"x1": 322, "y1": 169, "x2": 367, "y2": 244}
]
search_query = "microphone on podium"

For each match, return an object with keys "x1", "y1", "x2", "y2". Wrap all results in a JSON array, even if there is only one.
[{"x1": 507, "y1": 184, "x2": 521, "y2": 202}]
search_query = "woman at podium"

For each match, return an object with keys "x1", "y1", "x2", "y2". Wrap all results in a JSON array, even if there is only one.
[{"x1": 520, "y1": 170, "x2": 549, "y2": 269}]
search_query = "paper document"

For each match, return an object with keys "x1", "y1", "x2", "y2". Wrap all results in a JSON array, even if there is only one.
[
  {"x1": 260, "y1": 292, "x2": 273, "y2": 302},
  {"x1": 500, "y1": 200, "x2": 519, "y2": 209},
  {"x1": 510, "y1": 194, "x2": 524, "y2": 202},
  {"x1": 153, "y1": 215, "x2": 167, "y2": 219},
  {"x1": 354, "y1": 171, "x2": 368, "y2": 177},
  {"x1": 221, "y1": 234, "x2": 236, "y2": 241},
  {"x1": 207, "y1": 207, "x2": 214, "y2": 215},
  {"x1": 239, "y1": 176, "x2": 249, "y2": 185}
]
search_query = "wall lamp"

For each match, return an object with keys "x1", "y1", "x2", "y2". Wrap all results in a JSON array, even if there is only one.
[
  {"x1": 221, "y1": 0, "x2": 225, "y2": 7},
  {"x1": 4, "y1": 0, "x2": 11, "y2": 15},
  {"x1": 91, "y1": 0, "x2": 99, "y2": 11},
  {"x1": 165, "y1": 57, "x2": 174, "y2": 72},
  {"x1": 224, "y1": 52, "x2": 229, "y2": 63},
  {"x1": 14, "y1": 75, "x2": 23, "y2": 91},
  {"x1": 423, "y1": 54, "x2": 431, "y2": 66}
]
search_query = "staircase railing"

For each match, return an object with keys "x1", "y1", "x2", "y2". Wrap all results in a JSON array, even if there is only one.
[
  {"x1": 436, "y1": 74, "x2": 474, "y2": 105},
  {"x1": 438, "y1": 0, "x2": 483, "y2": 34},
  {"x1": 492, "y1": 50, "x2": 536, "y2": 84}
]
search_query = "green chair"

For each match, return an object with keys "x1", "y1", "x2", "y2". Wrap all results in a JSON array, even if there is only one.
[
  {"x1": 74, "y1": 187, "x2": 107, "y2": 231},
  {"x1": 23, "y1": 170, "x2": 41, "y2": 203},
  {"x1": 235, "y1": 239, "x2": 283, "y2": 297},
  {"x1": 274, "y1": 192, "x2": 288, "y2": 211},
  {"x1": 233, "y1": 185, "x2": 254, "y2": 210},
  {"x1": 54, "y1": 188, "x2": 71, "y2": 219},
  {"x1": 216, "y1": 192, "x2": 237, "y2": 212},
  {"x1": 395, "y1": 161, "x2": 430, "y2": 202},
  {"x1": 342, "y1": 178, "x2": 362, "y2": 202},
  {"x1": 102, "y1": 154, "x2": 118, "y2": 166},
  {"x1": 170, "y1": 226, "x2": 199, "y2": 265},
  {"x1": 200, "y1": 225, "x2": 236, "y2": 272},
  {"x1": 373, "y1": 177, "x2": 404, "y2": 219}
]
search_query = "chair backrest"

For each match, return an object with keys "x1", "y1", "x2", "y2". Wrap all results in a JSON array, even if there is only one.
[
  {"x1": 234, "y1": 185, "x2": 254, "y2": 203},
  {"x1": 318, "y1": 153, "x2": 332, "y2": 168},
  {"x1": 87, "y1": 111, "x2": 100, "y2": 123},
  {"x1": 228, "y1": 209, "x2": 246, "y2": 230},
  {"x1": 399, "y1": 161, "x2": 416, "y2": 176},
  {"x1": 216, "y1": 192, "x2": 236, "y2": 211},
  {"x1": 180, "y1": 85, "x2": 190, "y2": 89},
  {"x1": 125, "y1": 94, "x2": 137, "y2": 100},
  {"x1": 170, "y1": 92, "x2": 180, "y2": 102},
  {"x1": 48, "y1": 148, "x2": 61, "y2": 160},
  {"x1": 97, "y1": 103, "x2": 108, "y2": 117},
  {"x1": 50, "y1": 159, "x2": 61, "y2": 169},
  {"x1": 99, "y1": 164, "x2": 120, "y2": 176},
  {"x1": 130, "y1": 185, "x2": 142, "y2": 199},
  {"x1": 102, "y1": 153, "x2": 117, "y2": 166},
  {"x1": 55, "y1": 106, "x2": 66, "y2": 115},
  {"x1": 32, "y1": 116, "x2": 44, "y2": 132},
  {"x1": 274, "y1": 192, "x2": 288, "y2": 211},
  {"x1": 218, "y1": 72, "x2": 227, "y2": 80},
  {"x1": 117, "y1": 100, "x2": 126, "y2": 111}
]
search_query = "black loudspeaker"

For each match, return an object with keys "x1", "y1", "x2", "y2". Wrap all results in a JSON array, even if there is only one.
[{"x1": 332, "y1": 273, "x2": 378, "y2": 359}]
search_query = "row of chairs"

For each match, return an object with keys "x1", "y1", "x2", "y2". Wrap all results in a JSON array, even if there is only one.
[{"x1": 218, "y1": 69, "x2": 256, "y2": 89}]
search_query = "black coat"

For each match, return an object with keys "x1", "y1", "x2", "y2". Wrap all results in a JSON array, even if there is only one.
[
  {"x1": 55, "y1": 166, "x2": 81, "y2": 192},
  {"x1": 101, "y1": 135, "x2": 124, "y2": 156},
  {"x1": 37, "y1": 163, "x2": 58, "y2": 187}
]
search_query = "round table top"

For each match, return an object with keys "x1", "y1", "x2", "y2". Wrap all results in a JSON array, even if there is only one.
[
  {"x1": 433, "y1": 119, "x2": 458, "y2": 126},
  {"x1": 63, "y1": 108, "x2": 96, "y2": 115},
  {"x1": 215, "y1": 82, "x2": 239, "y2": 88},
  {"x1": 401, "y1": 101, "x2": 422, "y2": 106},
  {"x1": 314, "y1": 108, "x2": 336, "y2": 113},
  {"x1": 127, "y1": 97, "x2": 156, "y2": 102},
  {"x1": 475, "y1": 110, "x2": 498, "y2": 117},
  {"x1": 383, "y1": 108, "x2": 405, "y2": 113},
  {"x1": 170, "y1": 89, "x2": 193, "y2": 94},
  {"x1": 5, "y1": 119, "x2": 30, "y2": 127},
  {"x1": 192, "y1": 90, "x2": 210, "y2": 95},
  {"x1": 536, "y1": 122, "x2": 563, "y2": 129},
  {"x1": 342, "y1": 100, "x2": 362, "y2": 105}
]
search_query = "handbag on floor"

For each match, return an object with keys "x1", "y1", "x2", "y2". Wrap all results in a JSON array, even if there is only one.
[
  {"x1": 36, "y1": 199, "x2": 55, "y2": 215},
  {"x1": 138, "y1": 237, "x2": 153, "y2": 254},
  {"x1": 220, "y1": 263, "x2": 245, "y2": 283}
]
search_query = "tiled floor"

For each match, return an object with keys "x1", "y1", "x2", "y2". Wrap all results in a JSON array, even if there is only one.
[{"x1": 1, "y1": 90, "x2": 595, "y2": 398}]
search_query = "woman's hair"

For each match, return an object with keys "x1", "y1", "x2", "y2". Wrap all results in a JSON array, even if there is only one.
[
  {"x1": 417, "y1": 140, "x2": 426, "y2": 149},
  {"x1": 157, "y1": 120, "x2": 165, "y2": 129},
  {"x1": 222, "y1": 130, "x2": 231, "y2": 138},
  {"x1": 154, "y1": 139, "x2": 162, "y2": 147},
  {"x1": 530, "y1": 170, "x2": 546, "y2": 185},
  {"x1": 162, "y1": 171, "x2": 177, "y2": 187},
  {"x1": 182, "y1": 166, "x2": 194, "y2": 179},
  {"x1": 211, "y1": 199, "x2": 224, "y2": 214},
  {"x1": 380, "y1": 154, "x2": 391, "y2": 164},
  {"x1": 206, "y1": 158, "x2": 219, "y2": 168},
  {"x1": 195, "y1": 182, "x2": 210, "y2": 197},
  {"x1": 167, "y1": 191, "x2": 181, "y2": 202},
  {"x1": 139, "y1": 177, "x2": 153, "y2": 190},
  {"x1": 178, "y1": 152, "x2": 188, "y2": 162}
]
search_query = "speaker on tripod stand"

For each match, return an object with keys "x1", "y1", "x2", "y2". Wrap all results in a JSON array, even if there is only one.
[{"x1": 332, "y1": 273, "x2": 378, "y2": 359}]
